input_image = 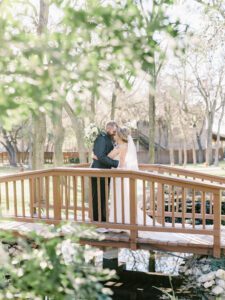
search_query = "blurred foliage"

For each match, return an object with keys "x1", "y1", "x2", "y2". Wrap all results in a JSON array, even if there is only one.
[
  {"x1": 0, "y1": 224, "x2": 115, "y2": 299},
  {"x1": 0, "y1": 0, "x2": 179, "y2": 127}
]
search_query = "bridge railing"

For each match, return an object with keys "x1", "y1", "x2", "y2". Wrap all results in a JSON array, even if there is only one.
[
  {"x1": 0, "y1": 167, "x2": 222, "y2": 257},
  {"x1": 139, "y1": 164, "x2": 225, "y2": 221}
]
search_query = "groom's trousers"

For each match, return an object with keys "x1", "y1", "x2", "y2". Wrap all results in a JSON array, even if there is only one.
[{"x1": 91, "y1": 177, "x2": 110, "y2": 222}]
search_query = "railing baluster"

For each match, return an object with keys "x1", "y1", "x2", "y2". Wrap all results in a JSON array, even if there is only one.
[
  {"x1": 171, "y1": 186, "x2": 175, "y2": 227},
  {"x1": 113, "y1": 177, "x2": 117, "y2": 223},
  {"x1": 157, "y1": 182, "x2": 163, "y2": 224},
  {"x1": 37, "y1": 177, "x2": 41, "y2": 219},
  {"x1": 21, "y1": 179, "x2": 25, "y2": 217},
  {"x1": 210, "y1": 192, "x2": 213, "y2": 215},
  {"x1": 68, "y1": 175, "x2": 71, "y2": 213},
  {"x1": 60, "y1": 176, "x2": 64, "y2": 208},
  {"x1": 182, "y1": 187, "x2": 185, "y2": 228},
  {"x1": 53, "y1": 175, "x2": 61, "y2": 221},
  {"x1": 143, "y1": 180, "x2": 146, "y2": 226},
  {"x1": 13, "y1": 181, "x2": 17, "y2": 217},
  {"x1": 192, "y1": 189, "x2": 195, "y2": 228},
  {"x1": 97, "y1": 177, "x2": 101, "y2": 222},
  {"x1": 81, "y1": 176, "x2": 85, "y2": 221},
  {"x1": 213, "y1": 190, "x2": 221, "y2": 258},
  {"x1": 73, "y1": 176, "x2": 77, "y2": 221},
  {"x1": 65, "y1": 176, "x2": 69, "y2": 220},
  {"x1": 130, "y1": 177, "x2": 137, "y2": 250},
  {"x1": 202, "y1": 191, "x2": 206, "y2": 229},
  {"x1": 168, "y1": 185, "x2": 172, "y2": 212},
  {"x1": 151, "y1": 182, "x2": 155, "y2": 226},
  {"x1": 89, "y1": 177, "x2": 93, "y2": 221},
  {"x1": 161, "y1": 184, "x2": 165, "y2": 226},
  {"x1": 5, "y1": 182, "x2": 9, "y2": 210},
  {"x1": 105, "y1": 177, "x2": 109, "y2": 222},
  {"x1": 29, "y1": 178, "x2": 34, "y2": 218},
  {"x1": 45, "y1": 176, "x2": 50, "y2": 219}
]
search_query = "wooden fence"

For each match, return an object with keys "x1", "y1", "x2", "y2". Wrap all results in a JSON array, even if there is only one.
[
  {"x1": 138, "y1": 148, "x2": 224, "y2": 164},
  {"x1": 0, "y1": 152, "x2": 89, "y2": 165}
]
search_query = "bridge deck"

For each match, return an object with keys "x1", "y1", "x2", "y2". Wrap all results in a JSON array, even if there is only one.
[{"x1": 1, "y1": 220, "x2": 224, "y2": 256}]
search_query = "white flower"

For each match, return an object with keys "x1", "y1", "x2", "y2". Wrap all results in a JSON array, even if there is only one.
[
  {"x1": 6, "y1": 292, "x2": 14, "y2": 299},
  {"x1": 203, "y1": 280, "x2": 215, "y2": 288},
  {"x1": 40, "y1": 261, "x2": 48, "y2": 270},
  {"x1": 60, "y1": 239, "x2": 77, "y2": 265},
  {"x1": 216, "y1": 269, "x2": 225, "y2": 280},
  {"x1": 212, "y1": 286, "x2": 224, "y2": 295},
  {"x1": 84, "y1": 123, "x2": 101, "y2": 147},
  {"x1": 0, "y1": 243, "x2": 9, "y2": 265},
  {"x1": 17, "y1": 268, "x2": 24, "y2": 277}
]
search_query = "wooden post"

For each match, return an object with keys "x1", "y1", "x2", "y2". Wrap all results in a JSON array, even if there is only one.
[
  {"x1": 103, "y1": 248, "x2": 119, "y2": 270},
  {"x1": 130, "y1": 177, "x2": 137, "y2": 250},
  {"x1": 213, "y1": 190, "x2": 221, "y2": 258},
  {"x1": 53, "y1": 175, "x2": 61, "y2": 221},
  {"x1": 148, "y1": 250, "x2": 156, "y2": 272},
  {"x1": 157, "y1": 181, "x2": 163, "y2": 224}
]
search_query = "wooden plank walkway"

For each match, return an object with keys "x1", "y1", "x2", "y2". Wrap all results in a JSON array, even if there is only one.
[{"x1": 1, "y1": 220, "x2": 224, "y2": 256}]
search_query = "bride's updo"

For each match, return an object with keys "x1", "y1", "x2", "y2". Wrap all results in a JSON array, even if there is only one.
[{"x1": 117, "y1": 127, "x2": 130, "y2": 143}]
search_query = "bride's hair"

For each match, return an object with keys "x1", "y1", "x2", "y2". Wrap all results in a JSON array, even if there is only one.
[{"x1": 117, "y1": 127, "x2": 130, "y2": 143}]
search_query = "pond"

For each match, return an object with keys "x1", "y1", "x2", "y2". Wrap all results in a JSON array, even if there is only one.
[{"x1": 99, "y1": 249, "x2": 213, "y2": 299}]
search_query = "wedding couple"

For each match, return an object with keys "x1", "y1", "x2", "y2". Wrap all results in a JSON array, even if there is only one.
[{"x1": 91, "y1": 121, "x2": 152, "y2": 230}]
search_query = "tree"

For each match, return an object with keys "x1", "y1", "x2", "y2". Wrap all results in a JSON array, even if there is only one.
[
  {"x1": 52, "y1": 0, "x2": 179, "y2": 163},
  {"x1": 214, "y1": 97, "x2": 225, "y2": 166},
  {"x1": 52, "y1": 103, "x2": 65, "y2": 166},
  {"x1": 64, "y1": 101, "x2": 87, "y2": 163}
]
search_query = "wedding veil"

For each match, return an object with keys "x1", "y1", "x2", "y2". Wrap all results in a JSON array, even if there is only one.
[{"x1": 126, "y1": 135, "x2": 139, "y2": 170}]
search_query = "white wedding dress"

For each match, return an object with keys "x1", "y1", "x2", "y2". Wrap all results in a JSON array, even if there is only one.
[{"x1": 109, "y1": 136, "x2": 154, "y2": 233}]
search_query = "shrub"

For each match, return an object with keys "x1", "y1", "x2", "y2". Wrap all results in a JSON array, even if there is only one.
[{"x1": 0, "y1": 224, "x2": 115, "y2": 300}]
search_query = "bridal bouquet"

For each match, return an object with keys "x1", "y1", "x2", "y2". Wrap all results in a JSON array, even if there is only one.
[{"x1": 84, "y1": 123, "x2": 101, "y2": 147}]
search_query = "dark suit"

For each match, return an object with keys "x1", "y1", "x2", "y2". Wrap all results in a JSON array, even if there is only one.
[{"x1": 91, "y1": 132, "x2": 119, "y2": 221}]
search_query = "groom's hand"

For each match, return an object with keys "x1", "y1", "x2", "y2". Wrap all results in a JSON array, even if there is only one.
[{"x1": 93, "y1": 154, "x2": 98, "y2": 160}]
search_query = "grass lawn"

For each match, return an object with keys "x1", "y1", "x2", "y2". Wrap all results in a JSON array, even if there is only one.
[
  {"x1": 176, "y1": 160, "x2": 225, "y2": 177},
  {"x1": 1, "y1": 161, "x2": 225, "y2": 177}
]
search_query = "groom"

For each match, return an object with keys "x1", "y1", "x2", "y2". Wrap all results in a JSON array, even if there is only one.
[{"x1": 91, "y1": 121, "x2": 119, "y2": 222}]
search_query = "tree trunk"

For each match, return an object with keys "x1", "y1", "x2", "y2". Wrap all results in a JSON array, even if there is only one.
[
  {"x1": 169, "y1": 148, "x2": 174, "y2": 165},
  {"x1": 178, "y1": 147, "x2": 182, "y2": 165},
  {"x1": 148, "y1": 93, "x2": 155, "y2": 163},
  {"x1": 37, "y1": 0, "x2": 49, "y2": 34},
  {"x1": 90, "y1": 94, "x2": 96, "y2": 123},
  {"x1": 196, "y1": 132, "x2": 204, "y2": 163},
  {"x1": 111, "y1": 88, "x2": 117, "y2": 120},
  {"x1": 192, "y1": 147, "x2": 197, "y2": 165},
  {"x1": 53, "y1": 104, "x2": 64, "y2": 167},
  {"x1": 183, "y1": 144, "x2": 187, "y2": 166},
  {"x1": 1, "y1": 129, "x2": 18, "y2": 166},
  {"x1": 205, "y1": 111, "x2": 214, "y2": 165},
  {"x1": 167, "y1": 118, "x2": 174, "y2": 165},
  {"x1": 111, "y1": 81, "x2": 121, "y2": 120},
  {"x1": 31, "y1": 0, "x2": 49, "y2": 170},
  {"x1": 64, "y1": 101, "x2": 87, "y2": 163},
  {"x1": 31, "y1": 113, "x2": 46, "y2": 170},
  {"x1": 214, "y1": 102, "x2": 225, "y2": 166}
]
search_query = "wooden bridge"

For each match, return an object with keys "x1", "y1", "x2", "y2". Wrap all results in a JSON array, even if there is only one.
[{"x1": 0, "y1": 164, "x2": 224, "y2": 258}]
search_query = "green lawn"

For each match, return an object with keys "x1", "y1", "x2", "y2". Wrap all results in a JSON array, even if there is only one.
[
  {"x1": 1, "y1": 162, "x2": 225, "y2": 177},
  {"x1": 176, "y1": 161, "x2": 225, "y2": 177}
]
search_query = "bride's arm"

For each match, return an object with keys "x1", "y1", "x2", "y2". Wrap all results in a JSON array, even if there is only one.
[
  {"x1": 107, "y1": 147, "x2": 120, "y2": 159},
  {"x1": 93, "y1": 147, "x2": 119, "y2": 160}
]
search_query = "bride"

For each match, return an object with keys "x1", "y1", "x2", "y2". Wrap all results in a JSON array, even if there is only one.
[{"x1": 105, "y1": 127, "x2": 153, "y2": 228}]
